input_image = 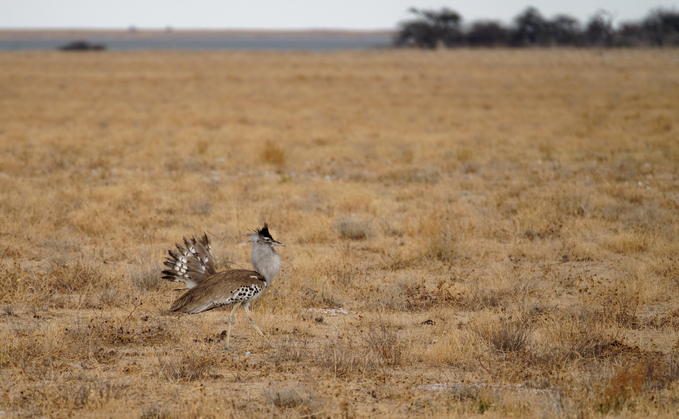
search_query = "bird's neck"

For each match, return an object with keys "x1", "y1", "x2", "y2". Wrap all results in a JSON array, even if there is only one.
[{"x1": 250, "y1": 243, "x2": 281, "y2": 284}]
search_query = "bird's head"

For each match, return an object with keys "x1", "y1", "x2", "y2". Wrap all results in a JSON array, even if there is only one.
[{"x1": 247, "y1": 223, "x2": 285, "y2": 247}]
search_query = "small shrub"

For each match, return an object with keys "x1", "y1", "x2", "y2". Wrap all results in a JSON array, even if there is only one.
[
  {"x1": 366, "y1": 323, "x2": 407, "y2": 366},
  {"x1": 419, "y1": 211, "x2": 464, "y2": 263},
  {"x1": 260, "y1": 141, "x2": 286, "y2": 168},
  {"x1": 316, "y1": 340, "x2": 380, "y2": 379},
  {"x1": 129, "y1": 263, "x2": 163, "y2": 292},
  {"x1": 196, "y1": 139, "x2": 209, "y2": 155},
  {"x1": 428, "y1": 229, "x2": 458, "y2": 262},
  {"x1": 140, "y1": 406, "x2": 173, "y2": 419},
  {"x1": 190, "y1": 199, "x2": 212, "y2": 216},
  {"x1": 595, "y1": 267, "x2": 643, "y2": 328},
  {"x1": 263, "y1": 383, "x2": 319, "y2": 416},
  {"x1": 477, "y1": 397, "x2": 494, "y2": 414},
  {"x1": 471, "y1": 316, "x2": 533, "y2": 353},
  {"x1": 271, "y1": 338, "x2": 312, "y2": 363},
  {"x1": 158, "y1": 351, "x2": 219, "y2": 382},
  {"x1": 597, "y1": 363, "x2": 646, "y2": 414},
  {"x1": 335, "y1": 216, "x2": 371, "y2": 240},
  {"x1": 545, "y1": 313, "x2": 616, "y2": 360},
  {"x1": 46, "y1": 257, "x2": 105, "y2": 293}
]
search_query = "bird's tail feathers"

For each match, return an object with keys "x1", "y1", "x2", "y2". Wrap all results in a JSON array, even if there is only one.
[{"x1": 162, "y1": 234, "x2": 216, "y2": 289}]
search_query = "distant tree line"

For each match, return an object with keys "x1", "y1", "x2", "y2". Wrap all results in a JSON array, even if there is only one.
[{"x1": 395, "y1": 6, "x2": 679, "y2": 48}]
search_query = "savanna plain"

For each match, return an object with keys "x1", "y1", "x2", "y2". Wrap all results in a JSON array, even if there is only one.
[{"x1": 1, "y1": 49, "x2": 679, "y2": 418}]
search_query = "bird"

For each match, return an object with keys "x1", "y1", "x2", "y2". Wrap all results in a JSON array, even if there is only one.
[{"x1": 161, "y1": 224, "x2": 285, "y2": 349}]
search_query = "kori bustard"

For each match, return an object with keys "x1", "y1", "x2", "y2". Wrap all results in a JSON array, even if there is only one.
[{"x1": 162, "y1": 224, "x2": 284, "y2": 349}]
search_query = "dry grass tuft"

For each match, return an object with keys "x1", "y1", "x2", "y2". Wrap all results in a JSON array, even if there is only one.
[
  {"x1": 45, "y1": 257, "x2": 106, "y2": 293},
  {"x1": 158, "y1": 350, "x2": 220, "y2": 382},
  {"x1": 545, "y1": 314, "x2": 616, "y2": 360},
  {"x1": 418, "y1": 211, "x2": 464, "y2": 263},
  {"x1": 597, "y1": 363, "x2": 647, "y2": 414},
  {"x1": 588, "y1": 264, "x2": 645, "y2": 328},
  {"x1": 260, "y1": 141, "x2": 286, "y2": 168},
  {"x1": 334, "y1": 216, "x2": 372, "y2": 240},
  {"x1": 128, "y1": 260, "x2": 164, "y2": 292},
  {"x1": 365, "y1": 322, "x2": 407, "y2": 366},
  {"x1": 271, "y1": 338, "x2": 313, "y2": 363},
  {"x1": 419, "y1": 331, "x2": 479, "y2": 366},
  {"x1": 263, "y1": 383, "x2": 320, "y2": 416},
  {"x1": 317, "y1": 340, "x2": 381, "y2": 379},
  {"x1": 470, "y1": 315, "x2": 534, "y2": 353},
  {"x1": 139, "y1": 406, "x2": 174, "y2": 419}
]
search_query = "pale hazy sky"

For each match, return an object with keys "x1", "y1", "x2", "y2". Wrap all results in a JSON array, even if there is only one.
[{"x1": 0, "y1": 1, "x2": 675, "y2": 30}]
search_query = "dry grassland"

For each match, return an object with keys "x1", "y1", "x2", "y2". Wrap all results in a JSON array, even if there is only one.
[{"x1": 1, "y1": 49, "x2": 679, "y2": 417}]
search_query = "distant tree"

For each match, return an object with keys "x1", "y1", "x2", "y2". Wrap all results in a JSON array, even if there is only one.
[
  {"x1": 393, "y1": 5, "x2": 679, "y2": 49},
  {"x1": 617, "y1": 21, "x2": 646, "y2": 46},
  {"x1": 642, "y1": 9, "x2": 679, "y2": 46},
  {"x1": 511, "y1": 7, "x2": 548, "y2": 46},
  {"x1": 546, "y1": 15, "x2": 582, "y2": 46},
  {"x1": 395, "y1": 8, "x2": 462, "y2": 48},
  {"x1": 585, "y1": 10, "x2": 614, "y2": 46},
  {"x1": 466, "y1": 21, "x2": 509, "y2": 47}
]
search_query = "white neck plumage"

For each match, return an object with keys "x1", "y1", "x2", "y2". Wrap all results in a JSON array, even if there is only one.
[{"x1": 250, "y1": 241, "x2": 282, "y2": 285}]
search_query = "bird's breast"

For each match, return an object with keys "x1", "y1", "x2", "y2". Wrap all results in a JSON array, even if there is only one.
[{"x1": 227, "y1": 283, "x2": 264, "y2": 304}]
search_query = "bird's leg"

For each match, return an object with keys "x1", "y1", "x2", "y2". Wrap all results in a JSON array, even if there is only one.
[
  {"x1": 243, "y1": 304, "x2": 264, "y2": 337},
  {"x1": 243, "y1": 304, "x2": 275, "y2": 348},
  {"x1": 225, "y1": 302, "x2": 241, "y2": 350}
]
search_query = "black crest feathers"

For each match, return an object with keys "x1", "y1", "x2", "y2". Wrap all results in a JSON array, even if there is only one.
[{"x1": 257, "y1": 223, "x2": 273, "y2": 240}]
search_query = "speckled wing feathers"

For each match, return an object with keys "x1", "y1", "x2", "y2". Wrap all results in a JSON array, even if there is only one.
[{"x1": 169, "y1": 269, "x2": 266, "y2": 314}]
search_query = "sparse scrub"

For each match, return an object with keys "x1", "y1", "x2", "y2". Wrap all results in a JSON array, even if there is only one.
[
  {"x1": 263, "y1": 383, "x2": 320, "y2": 416},
  {"x1": 0, "y1": 50, "x2": 678, "y2": 417},
  {"x1": 544, "y1": 313, "x2": 616, "y2": 360},
  {"x1": 158, "y1": 349, "x2": 220, "y2": 382},
  {"x1": 0, "y1": 260, "x2": 26, "y2": 302},
  {"x1": 300, "y1": 284, "x2": 344, "y2": 309},
  {"x1": 334, "y1": 215, "x2": 371, "y2": 240},
  {"x1": 591, "y1": 264, "x2": 645, "y2": 328},
  {"x1": 419, "y1": 331, "x2": 479, "y2": 367},
  {"x1": 366, "y1": 276, "x2": 454, "y2": 312},
  {"x1": 129, "y1": 261, "x2": 164, "y2": 292},
  {"x1": 366, "y1": 322, "x2": 407, "y2": 366},
  {"x1": 45, "y1": 257, "x2": 107, "y2": 293},
  {"x1": 470, "y1": 315, "x2": 534, "y2": 353},
  {"x1": 260, "y1": 141, "x2": 286, "y2": 168},
  {"x1": 317, "y1": 339, "x2": 381, "y2": 379},
  {"x1": 271, "y1": 338, "x2": 312, "y2": 363},
  {"x1": 597, "y1": 363, "x2": 647, "y2": 414},
  {"x1": 419, "y1": 211, "x2": 464, "y2": 263}
]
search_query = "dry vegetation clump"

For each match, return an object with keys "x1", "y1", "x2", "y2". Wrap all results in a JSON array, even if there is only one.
[
  {"x1": 271, "y1": 326, "x2": 404, "y2": 380},
  {"x1": 260, "y1": 140, "x2": 286, "y2": 169},
  {"x1": 157, "y1": 348, "x2": 222, "y2": 382},
  {"x1": 1, "y1": 49, "x2": 679, "y2": 417},
  {"x1": 470, "y1": 314, "x2": 534, "y2": 353},
  {"x1": 596, "y1": 362, "x2": 649, "y2": 414},
  {"x1": 365, "y1": 322, "x2": 408, "y2": 367},
  {"x1": 263, "y1": 382, "x2": 321, "y2": 417},
  {"x1": 543, "y1": 312, "x2": 617, "y2": 361},
  {"x1": 334, "y1": 215, "x2": 372, "y2": 240}
]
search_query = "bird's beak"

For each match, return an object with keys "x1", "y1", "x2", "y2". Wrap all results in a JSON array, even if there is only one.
[{"x1": 274, "y1": 241, "x2": 286, "y2": 247}]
